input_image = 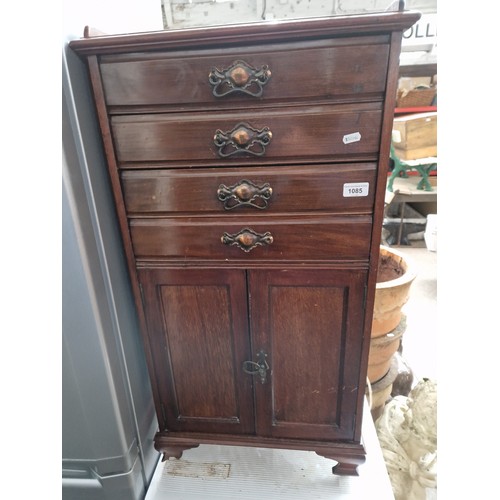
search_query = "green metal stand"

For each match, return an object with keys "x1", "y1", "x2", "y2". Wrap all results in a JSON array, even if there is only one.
[{"x1": 387, "y1": 143, "x2": 437, "y2": 192}]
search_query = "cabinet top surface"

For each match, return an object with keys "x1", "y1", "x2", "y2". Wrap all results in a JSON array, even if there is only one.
[{"x1": 69, "y1": 11, "x2": 421, "y2": 56}]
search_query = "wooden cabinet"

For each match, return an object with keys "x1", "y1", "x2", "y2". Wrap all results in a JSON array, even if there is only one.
[{"x1": 70, "y1": 10, "x2": 420, "y2": 477}]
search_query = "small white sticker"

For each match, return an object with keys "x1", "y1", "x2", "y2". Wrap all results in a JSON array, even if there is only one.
[
  {"x1": 343, "y1": 132, "x2": 361, "y2": 144},
  {"x1": 343, "y1": 182, "x2": 369, "y2": 197}
]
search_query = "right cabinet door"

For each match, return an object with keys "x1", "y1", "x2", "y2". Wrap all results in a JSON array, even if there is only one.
[{"x1": 248, "y1": 268, "x2": 368, "y2": 442}]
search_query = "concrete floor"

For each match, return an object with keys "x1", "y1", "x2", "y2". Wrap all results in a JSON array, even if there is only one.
[
  {"x1": 145, "y1": 404, "x2": 395, "y2": 500},
  {"x1": 390, "y1": 242, "x2": 437, "y2": 383}
]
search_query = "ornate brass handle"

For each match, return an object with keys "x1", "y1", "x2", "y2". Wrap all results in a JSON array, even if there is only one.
[
  {"x1": 214, "y1": 122, "x2": 273, "y2": 158},
  {"x1": 242, "y1": 350, "x2": 269, "y2": 384},
  {"x1": 221, "y1": 228, "x2": 273, "y2": 253},
  {"x1": 208, "y1": 60, "x2": 271, "y2": 97},
  {"x1": 217, "y1": 180, "x2": 273, "y2": 210}
]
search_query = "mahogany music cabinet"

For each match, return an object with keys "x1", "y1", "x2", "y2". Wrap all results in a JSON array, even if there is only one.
[{"x1": 70, "y1": 9, "x2": 420, "y2": 476}]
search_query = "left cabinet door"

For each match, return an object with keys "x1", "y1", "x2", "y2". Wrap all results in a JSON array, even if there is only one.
[{"x1": 138, "y1": 268, "x2": 256, "y2": 435}]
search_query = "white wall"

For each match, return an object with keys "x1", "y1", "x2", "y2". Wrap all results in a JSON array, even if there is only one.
[{"x1": 63, "y1": 0, "x2": 163, "y2": 40}]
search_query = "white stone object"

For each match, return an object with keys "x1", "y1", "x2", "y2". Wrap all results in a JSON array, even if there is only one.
[{"x1": 375, "y1": 379, "x2": 437, "y2": 500}]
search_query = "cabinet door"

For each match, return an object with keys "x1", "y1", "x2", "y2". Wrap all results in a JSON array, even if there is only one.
[
  {"x1": 138, "y1": 268, "x2": 255, "y2": 435},
  {"x1": 248, "y1": 269, "x2": 368, "y2": 441}
]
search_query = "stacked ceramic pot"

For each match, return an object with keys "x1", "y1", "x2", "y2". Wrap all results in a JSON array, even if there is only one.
[{"x1": 368, "y1": 246, "x2": 416, "y2": 419}]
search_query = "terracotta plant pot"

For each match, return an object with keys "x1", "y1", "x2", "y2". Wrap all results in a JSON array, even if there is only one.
[
  {"x1": 368, "y1": 316, "x2": 406, "y2": 383},
  {"x1": 367, "y1": 356, "x2": 399, "y2": 421},
  {"x1": 371, "y1": 246, "x2": 417, "y2": 337}
]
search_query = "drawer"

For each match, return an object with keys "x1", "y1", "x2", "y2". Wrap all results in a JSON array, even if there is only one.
[
  {"x1": 122, "y1": 163, "x2": 377, "y2": 215},
  {"x1": 100, "y1": 36, "x2": 390, "y2": 110},
  {"x1": 112, "y1": 104, "x2": 382, "y2": 166},
  {"x1": 129, "y1": 215, "x2": 372, "y2": 261}
]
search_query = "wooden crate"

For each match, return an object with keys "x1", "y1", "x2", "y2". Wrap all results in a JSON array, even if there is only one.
[{"x1": 392, "y1": 112, "x2": 437, "y2": 160}]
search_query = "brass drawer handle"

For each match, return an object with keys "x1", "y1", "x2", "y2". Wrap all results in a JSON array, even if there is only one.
[
  {"x1": 208, "y1": 60, "x2": 271, "y2": 97},
  {"x1": 221, "y1": 228, "x2": 273, "y2": 253},
  {"x1": 217, "y1": 179, "x2": 273, "y2": 210},
  {"x1": 214, "y1": 122, "x2": 273, "y2": 158}
]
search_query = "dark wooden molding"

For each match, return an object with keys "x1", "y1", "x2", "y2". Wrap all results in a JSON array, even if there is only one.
[
  {"x1": 83, "y1": 26, "x2": 109, "y2": 38},
  {"x1": 70, "y1": 11, "x2": 421, "y2": 56}
]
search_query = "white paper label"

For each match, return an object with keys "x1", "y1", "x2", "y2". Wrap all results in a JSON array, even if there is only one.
[
  {"x1": 343, "y1": 182, "x2": 369, "y2": 197},
  {"x1": 343, "y1": 132, "x2": 361, "y2": 144}
]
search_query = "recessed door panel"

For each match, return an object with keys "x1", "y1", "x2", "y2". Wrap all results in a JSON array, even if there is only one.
[
  {"x1": 248, "y1": 269, "x2": 368, "y2": 441},
  {"x1": 138, "y1": 268, "x2": 255, "y2": 435}
]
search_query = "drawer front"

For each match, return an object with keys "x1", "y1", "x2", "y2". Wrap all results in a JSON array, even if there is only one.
[
  {"x1": 112, "y1": 104, "x2": 382, "y2": 166},
  {"x1": 122, "y1": 163, "x2": 377, "y2": 215},
  {"x1": 100, "y1": 37, "x2": 389, "y2": 109},
  {"x1": 129, "y1": 216, "x2": 371, "y2": 261}
]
